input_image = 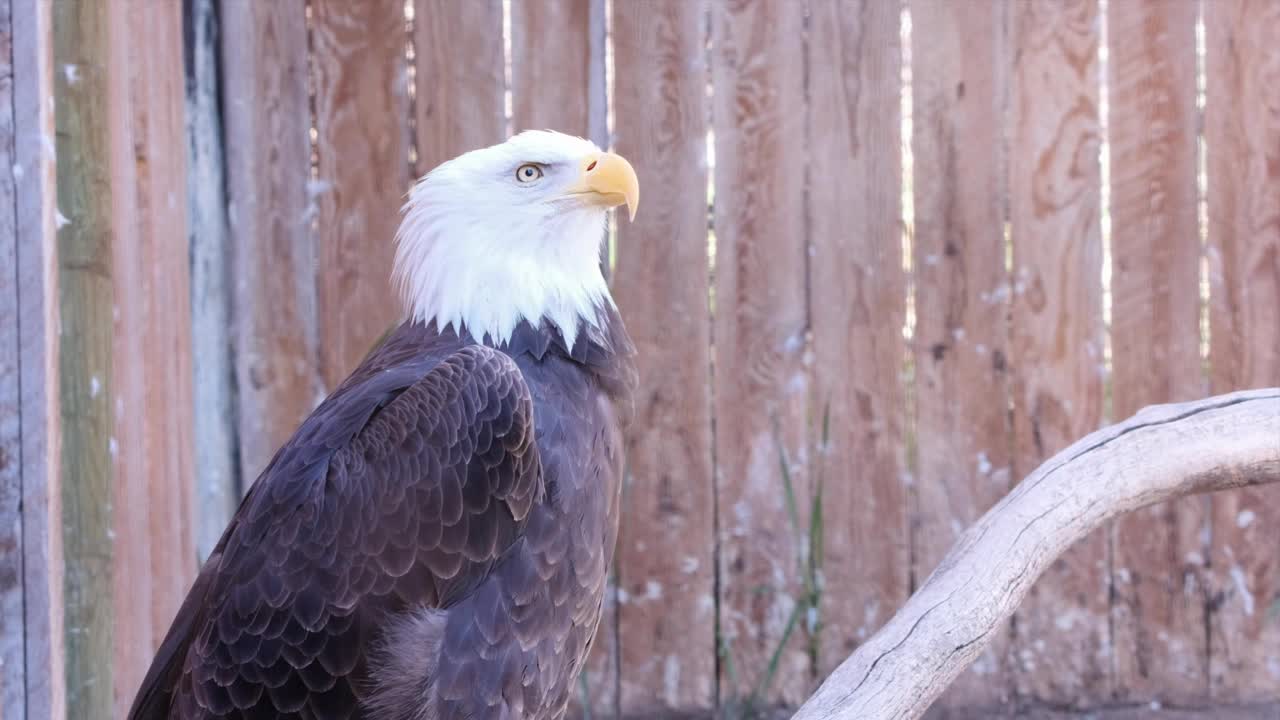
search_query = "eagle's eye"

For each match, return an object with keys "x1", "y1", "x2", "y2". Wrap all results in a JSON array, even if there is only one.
[{"x1": 515, "y1": 163, "x2": 544, "y2": 183}]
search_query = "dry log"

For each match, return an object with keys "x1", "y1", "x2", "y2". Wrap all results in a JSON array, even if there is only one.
[{"x1": 793, "y1": 389, "x2": 1280, "y2": 720}]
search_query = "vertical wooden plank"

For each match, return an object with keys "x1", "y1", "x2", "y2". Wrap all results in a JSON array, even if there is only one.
[
  {"x1": 0, "y1": 1, "x2": 23, "y2": 714},
  {"x1": 135, "y1": 1, "x2": 196, "y2": 643},
  {"x1": 510, "y1": 0, "x2": 594, "y2": 135},
  {"x1": 311, "y1": 0, "x2": 408, "y2": 389},
  {"x1": 13, "y1": 0, "x2": 65, "y2": 714},
  {"x1": 711, "y1": 0, "x2": 810, "y2": 707},
  {"x1": 413, "y1": 0, "x2": 505, "y2": 175},
  {"x1": 136, "y1": 0, "x2": 195, "y2": 617},
  {"x1": 611, "y1": 0, "x2": 715, "y2": 714},
  {"x1": 910, "y1": 0, "x2": 1013, "y2": 707},
  {"x1": 586, "y1": 0, "x2": 607, "y2": 148},
  {"x1": 1009, "y1": 0, "x2": 1105, "y2": 706},
  {"x1": 808, "y1": 0, "x2": 907, "y2": 688},
  {"x1": 53, "y1": 0, "x2": 117, "y2": 713},
  {"x1": 110, "y1": 2, "x2": 197, "y2": 714},
  {"x1": 1107, "y1": 0, "x2": 1205, "y2": 704},
  {"x1": 104, "y1": 1, "x2": 150, "y2": 711},
  {"x1": 1205, "y1": 0, "x2": 1280, "y2": 701},
  {"x1": 186, "y1": 0, "x2": 240, "y2": 561},
  {"x1": 221, "y1": 0, "x2": 320, "y2": 482}
]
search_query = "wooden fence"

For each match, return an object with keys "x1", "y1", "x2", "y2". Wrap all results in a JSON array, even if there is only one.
[{"x1": 2, "y1": 0, "x2": 1278, "y2": 718}]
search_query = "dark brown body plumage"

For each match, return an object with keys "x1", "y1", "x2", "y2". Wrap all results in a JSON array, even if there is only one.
[{"x1": 128, "y1": 310, "x2": 635, "y2": 720}]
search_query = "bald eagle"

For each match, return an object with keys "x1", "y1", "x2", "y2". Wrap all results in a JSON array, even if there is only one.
[{"x1": 128, "y1": 131, "x2": 640, "y2": 719}]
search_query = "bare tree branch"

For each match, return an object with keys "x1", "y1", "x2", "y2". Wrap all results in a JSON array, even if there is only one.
[{"x1": 793, "y1": 389, "x2": 1280, "y2": 720}]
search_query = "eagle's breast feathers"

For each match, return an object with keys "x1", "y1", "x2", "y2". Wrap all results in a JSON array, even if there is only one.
[{"x1": 129, "y1": 317, "x2": 635, "y2": 720}]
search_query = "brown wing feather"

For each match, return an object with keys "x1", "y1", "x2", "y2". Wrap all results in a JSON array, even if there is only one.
[{"x1": 127, "y1": 343, "x2": 542, "y2": 719}]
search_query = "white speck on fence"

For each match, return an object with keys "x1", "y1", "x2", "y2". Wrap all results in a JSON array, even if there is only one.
[
  {"x1": 976, "y1": 451, "x2": 992, "y2": 475},
  {"x1": 782, "y1": 332, "x2": 804, "y2": 354},
  {"x1": 1230, "y1": 565, "x2": 1255, "y2": 616},
  {"x1": 644, "y1": 580, "x2": 663, "y2": 601},
  {"x1": 979, "y1": 285, "x2": 1010, "y2": 304},
  {"x1": 1236, "y1": 509, "x2": 1256, "y2": 528},
  {"x1": 664, "y1": 655, "x2": 680, "y2": 703}
]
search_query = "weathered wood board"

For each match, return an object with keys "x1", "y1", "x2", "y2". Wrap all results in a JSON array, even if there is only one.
[
  {"x1": 510, "y1": 0, "x2": 596, "y2": 135},
  {"x1": 611, "y1": 0, "x2": 716, "y2": 713},
  {"x1": 0, "y1": 1, "x2": 24, "y2": 713},
  {"x1": 12, "y1": 0, "x2": 64, "y2": 715},
  {"x1": 1106, "y1": 0, "x2": 1206, "y2": 703},
  {"x1": 711, "y1": 0, "x2": 811, "y2": 706},
  {"x1": 1008, "y1": 0, "x2": 1106, "y2": 706},
  {"x1": 1204, "y1": 0, "x2": 1280, "y2": 701},
  {"x1": 413, "y1": 0, "x2": 505, "y2": 176},
  {"x1": 186, "y1": 0, "x2": 239, "y2": 561},
  {"x1": 220, "y1": 0, "x2": 321, "y2": 484},
  {"x1": 910, "y1": 0, "x2": 1013, "y2": 707},
  {"x1": 53, "y1": 1, "x2": 118, "y2": 713},
  {"x1": 110, "y1": 2, "x2": 197, "y2": 714},
  {"x1": 807, "y1": 0, "x2": 908, "y2": 691},
  {"x1": 312, "y1": 0, "x2": 409, "y2": 388}
]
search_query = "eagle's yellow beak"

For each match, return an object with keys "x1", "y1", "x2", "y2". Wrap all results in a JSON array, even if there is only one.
[{"x1": 565, "y1": 152, "x2": 639, "y2": 222}]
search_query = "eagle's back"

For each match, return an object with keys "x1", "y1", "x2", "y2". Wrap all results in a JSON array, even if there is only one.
[{"x1": 128, "y1": 313, "x2": 634, "y2": 720}]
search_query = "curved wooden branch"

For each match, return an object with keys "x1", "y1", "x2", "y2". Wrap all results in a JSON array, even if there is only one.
[{"x1": 793, "y1": 389, "x2": 1280, "y2": 720}]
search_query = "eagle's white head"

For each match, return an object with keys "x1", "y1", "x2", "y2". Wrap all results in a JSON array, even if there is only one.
[{"x1": 393, "y1": 130, "x2": 639, "y2": 348}]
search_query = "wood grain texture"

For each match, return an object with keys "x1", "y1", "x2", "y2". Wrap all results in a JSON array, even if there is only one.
[
  {"x1": 53, "y1": 1, "x2": 117, "y2": 713},
  {"x1": 610, "y1": 0, "x2": 715, "y2": 713},
  {"x1": 1105, "y1": 0, "x2": 1205, "y2": 703},
  {"x1": 110, "y1": 2, "x2": 197, "y2": 714},
  {"x1": 711, "y1": 0, "x2": 810, "y2": 706},
  {"x1": 0, "y1": 2, "x2": 23, "y2": 714},
  {"x1": 510, "y1": 0, "x2": 595, "y2": 136},
  {"x1": 220, "y1": 0, "x2": 321, "y2": 483},
  {"x1": 807, "y1": 0, "x2": 907, "y2": 687},
  {"x1": 13, "y1": 0, "x2": 64, "y2": 714},
  {"x1": 412, "y1": 0, "x2": 505, "y2": 176},
  {"x1": 105, "y1": 6, "x2": 150, "y2": 704},
  {"x1": 311, "y1": 0, "x2": 408, "y2": 390},
  {"x1": 1008, "y1": 0, "x2": 1105, "y2": 706},
  {"x1": 909, "y1": 0, "x2": 1012, "y2": 707},
  {"x1": 105, "y1": 0, "x2": 148, "y2": 710},
  {"x1": 585, "y1": 0, "x2": 606, "y2": 148},
  {"x1": 1204, "y1": 0, "x2": 1280, "y2": 700},
  {"x1": 186, "y1": 0, "x2": 240, "y2": 561}
]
